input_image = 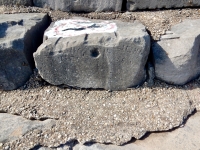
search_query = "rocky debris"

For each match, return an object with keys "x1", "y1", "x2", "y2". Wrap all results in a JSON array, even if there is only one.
[
  {"x1": 127, "y1": 0, "x2": 200, "y2": 11},
  {"x1": 0, "y1": 113, "x2": 56, "y2": 144},
  {"x1": 153, "y1": 19, "x2": 200, "y2": 85},
  {"x1": 33, "y1": 0, "x2": 123, "y2": 12},
  {"x1": 0, "y1": 13, "x2": 51, "y2": 90},
  {"x1": 19, "y1": 69, "x2": 48, "y2": 90},
  {"x1": 34, "y1": 18, "x2": 150, "y2": 91},
  {"x1": 0, "y1": 0, "x2": 32, "y2": 6}
]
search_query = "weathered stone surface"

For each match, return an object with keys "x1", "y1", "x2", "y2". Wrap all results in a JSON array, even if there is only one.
[
  {"x1": 127, "y1": 0, "x2": 200, "y2": 11},
  {"x1": 74, "y1": 112, "x2": 200, "y2": 150},
  {"x1": 0, "y1": 13, "x2": 51, "y2": 90},
  {"x1": 0, "y1": 0, "x2": 32, "y2": 6},
  {"x1": 34, "y1": 18, "x2": 150, "y2": 90},
  {"x1": 33, "y1": 0, "x2": 122, "y2": 12},
  {"x1": 0, "y1": 113, "x2": 56, "y2": 143},
  {"x1": 152, "y1": 19, "x2": 200, "y2": 85}
]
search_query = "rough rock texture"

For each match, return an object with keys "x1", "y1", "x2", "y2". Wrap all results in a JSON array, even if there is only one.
[
  {"x1": 127, "y1": 0, "x2": 200, "y2": 11},
  {"x1": 33, "y1": 0, "x2": 123, "y2": 12},
  {"x1": 1, "y1": 6, "x2": 200, "y2": 41},
  {"x1": 0, "y1": 78, "x2": 197, "y2": 148},
  {"x1": 0, "y1": 0, "x2": 32, "y2": 6},
  {"x1": 0, "y1": 13, "x2": 51, "y2": 90},
  {"x1": 0, "y1": 7, "x2": 200, "y2": 150},
  {"x1": 0, "y1": 113, "x2": 56, "y2": 144},
  {"x1": 74, "y1": 112, "x2": 200, "y2": 150},
  {"x1": 152, "y1": 19, "x2": 200, "y2": 85},
  {"x1": 34, "y1": 18, "x2": 150, "y2": 91}
]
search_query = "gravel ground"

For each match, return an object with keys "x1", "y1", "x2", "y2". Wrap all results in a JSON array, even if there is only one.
[
  {"x1": 0, "y1": 70, "x2": 200, "y2": 149},
  {"x1": 0, "y1": 5, "x2": 200, "y2": 149}
]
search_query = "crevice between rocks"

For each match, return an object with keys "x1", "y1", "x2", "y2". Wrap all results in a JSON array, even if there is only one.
[
  {"x1": 121, "y1": 0, "x2": 127, "y2": 12},
  {"x1": 24, "y1": 14, "x2": 52, "y2": 70},
  {"x1": 0, "y1": 110, "x2": 7, "y2": 113}
]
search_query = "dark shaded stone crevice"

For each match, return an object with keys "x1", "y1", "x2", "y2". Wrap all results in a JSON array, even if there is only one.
[
  {"x1": 121, "y1": 0, "x2": 127, "y2": 12},
  {"x1": 24, "y1": 14, "x2": 52, "y2": 70},
  {"x1": 30, "y1": 140, "x2": 78, "y2": 150}
]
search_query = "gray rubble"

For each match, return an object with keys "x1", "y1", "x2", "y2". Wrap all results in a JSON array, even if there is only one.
[
  {"x1": 33, "y1": 0, "x2": 123, "y2": 12},
  {"x1": 34, "y1": 18, "x2": 150, "y2": 91},
  {"x1": 127, "y1": 0, "x2": 200, "y2": 11},
  {"x1": 0, "y1": 13, "x2": 50, "y2": 90},
  {"x1": 0, "y1": 113, "x2": 56, "y2": 144},
  {"x1": 153, "y1": 19, "x2": 200, "y2": 85},
  {"x1": 0, "y1": 0, "x2": 32, "y2": 6}
]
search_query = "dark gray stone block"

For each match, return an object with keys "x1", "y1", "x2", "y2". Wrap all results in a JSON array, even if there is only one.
[
  {"x1": 0, "y1": 0, "x2": 33, "y2": 6},
  {"x1": 34, "y1": 18, "x2": 150, "y2": 91},
  {"x1": 33, "y1": 0, "x2": 123, "y2": 12},
  {"x1": 127, "y1": 0, "x2": 200, "y2": 11},
  {"x1": 153, "y1": 19, "x2": 200, "y2": 85},
  {"x1": 0, "y1": 13, "x2": 51, "y2": 90}
]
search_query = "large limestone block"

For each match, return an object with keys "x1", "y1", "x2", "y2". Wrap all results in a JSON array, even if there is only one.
[
  {"x1": 0, "y1": 0, "x2": 32, "y2": 6},
  {"x1": 33, "y1": 0, "x2": 123, "y2": 12},
  {"x1": 34, "y1": 18, "x2": 150, "y2": 91},
  {"x1": 0, "y1": 13, "x2": 50, "y2": 90},
  {"x1": 153, "y1": 19, "x2": 200, "y2": 85},
  {"x1": 127, "y1": 0, "x2": 200, "y2": 11}
]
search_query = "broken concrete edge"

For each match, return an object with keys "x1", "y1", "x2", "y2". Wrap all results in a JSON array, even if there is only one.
[
  {"x1": 0, "y1": 108, "x2": 197, "y2": 147},
  {"x1": 1, "y1": 110, "x2": 198, "y2": 149}
]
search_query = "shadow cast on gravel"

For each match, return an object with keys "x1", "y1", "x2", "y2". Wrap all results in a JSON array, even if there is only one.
[{"x1": 30, "y1": 139, "x2": 78, "y2": 150}]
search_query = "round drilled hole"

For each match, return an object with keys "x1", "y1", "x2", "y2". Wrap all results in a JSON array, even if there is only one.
[{"x1": 90, "y1": 48, "x2": 100, "y2": 58}]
